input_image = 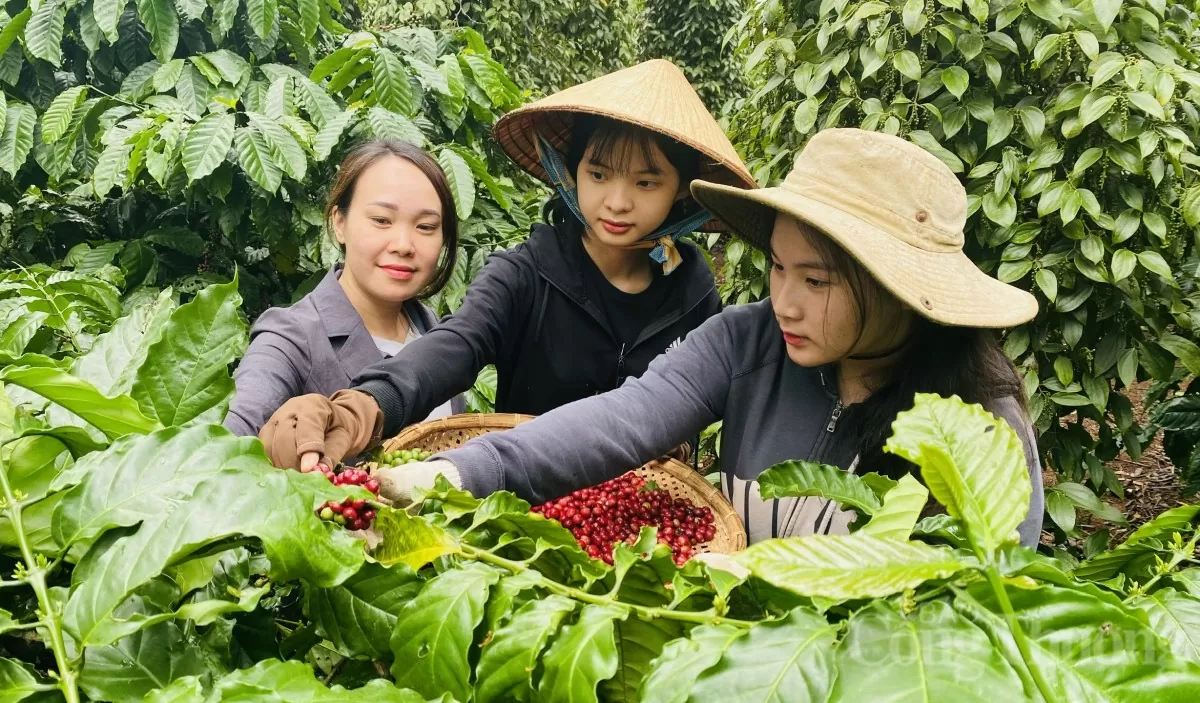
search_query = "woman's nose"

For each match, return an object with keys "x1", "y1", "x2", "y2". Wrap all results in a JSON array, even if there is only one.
[{"x1": 604, "y1": 182, "x2": 634, "y2": 213}]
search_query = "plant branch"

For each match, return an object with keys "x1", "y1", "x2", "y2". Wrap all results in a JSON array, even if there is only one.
[
  {"x1": 983, "y1": 563, "x2": 1059, "y2": 703},
  {"x1": 0, "y1": 458, "x2": 80, "y2": 703},
  {"x1": 460, "y1": 543, "x2": 760, "y2": 628},
  {"x1": 1126, "y1": 527, "x2": 1200, "y2": 599}
]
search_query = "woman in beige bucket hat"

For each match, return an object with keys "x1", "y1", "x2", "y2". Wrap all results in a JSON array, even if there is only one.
[
  {"x1": 257, "y1": 59, "x2": 756, "y2": 472},
  {"x1": 362, "y1": 127, "x2": 1046, "y2": 550}
]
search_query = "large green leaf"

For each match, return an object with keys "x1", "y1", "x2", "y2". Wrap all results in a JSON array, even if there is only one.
[
  {"x1": 754, "y1": 460, "x2": 892, "y2": 515},
  {"x1": 41, "y1": 86, "x2": 86, "y2": 144},
  {"x1": 537, "y1": 603, "x2": 629, "y2": 703},
  {"x1": 151, "y1": 659, "x2": 448, "y2": 702},
  {"x1": 832, "y1": 600, "x2": 1023, "y2": 701},
  {"x1": 235, "y1": 125, "x2": 284, "y2": 193},
  {"x1": 859, "y1": 474, "x2": 929, "y2": 540},
  {"x1": 603, "y1": 615, "x2": 687, "y2": 703},
  {"x1": 303, "y1": 562, "x2": 423, "y2": 659},
  {"x1": 93, "y1": 138, "x2": 134, "y2": 197},
  {"x1": 52, "y1": 425, "x2": 365, "y2": 645},
  {"x1": 958, "y1": 583, "x2": 1200, "y2": 701},
  {"x1": 390, "y1": 561, "x2": 501, "y2": 702},
  {"x1": 131, "y1": 279, "x2": 245, "y2": 427},
  {"x1": 475, "y1": 595, "x2": 577, "y2": 703},
  {"x1": 437, "y1": 146, "x2": 475, "y2": 220},
  {"x1": 72, "y1": 289, "x2": 176, "y2": 398},
  {"x1": 78, "y1": 595, "x2": 217, "y2": 702},
  {"x1": 884, "y1": 394, "x2": 1031, "y2": 555},
  {"x1": 0, "y1": 433, "x2": 71, "y2": 501},
  {"x1": 137, "y1": 0, "x2": 178, "y2": 63},
  {"x1": 0, "y1": 365, "x2": 158, "y2": 439},
  {"x1": 25, "y1": 0, "x2": 66, "y2": 66},
  {"x1": 244, "y1": 0, "x2": 278, "y2": 41},
  {"x1": 92, "y1": 0, "x2": 122, "y2": 41},
  {"x1": 313, "y1": 109, "x2": 355, "y2": 161},
  {"x1": 366, "y1": 106, "x2": 425, "y2": 145},
  {"x1": 373, "y1": 48, "x2": 416, "y2": 116},
  {"x1": 372, "y1": 506, "x2": 461, "y2": 570},
  {"x1": 1133, "y1": 591, "x2": 1200, "y2": 664},
  {"x1": 737, "y1": 531, "x2": 965, "y2": 600},
  {"x1": 0, "y1": 9, "x2": 31, "y2": 57},
  {"x1": 245, "y1": 112, "x2": 307, "y2": 181},
  {"x1": 0, "y1": 101, "x2": 36, "y2": 178},
  {"x1": 0, "y1": 656, "x2": 50, "y2": 702},
  {"x1": 181, "y1": 112, "x2": 235, "y2": 182},
  {"x1": 640, "y1": 624, "x2": 746, "y2": 703},
  {"x1": 689, "y1": 607, "x2": 836, "y2": 702}
]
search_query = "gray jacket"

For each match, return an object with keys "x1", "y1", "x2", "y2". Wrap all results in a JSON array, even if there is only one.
[
  {"x1": 440, "y1": 300, "x2": 1045, "y2": 547},
  {"x1": 225, "y1": 265, "x2": 465, "y2": 437}
]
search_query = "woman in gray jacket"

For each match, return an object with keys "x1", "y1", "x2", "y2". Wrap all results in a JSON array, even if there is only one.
[
  {"x1": 346, "y1": 129, "x2": 1047, "y2": 547},
  {"x1": 224, "y1": 141, "x2": 465, "y2": 438}
]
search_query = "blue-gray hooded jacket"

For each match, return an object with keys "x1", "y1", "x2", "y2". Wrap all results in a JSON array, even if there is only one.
[{"x1": 437, "y1": 299, "x2": 1045, "y2": 546}]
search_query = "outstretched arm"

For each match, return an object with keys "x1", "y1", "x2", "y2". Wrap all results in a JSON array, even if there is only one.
[
  {"x1": 225, "y1": 328, "x2": 307, "y2": 437},
  {"x1": 353, "y1": 252, "x2": 533, "y2": 437},
  {"x1": 434, "y1": 310, "x2": 741, "y2": 504}
]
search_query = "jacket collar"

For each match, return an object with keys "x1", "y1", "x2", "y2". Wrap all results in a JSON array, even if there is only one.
[
  {"x1": 311, "y1": 264, "x2": 439, "y2": 380},
  {"x1": 526, "y1": 223, "x2": 716, "y2": 318}
]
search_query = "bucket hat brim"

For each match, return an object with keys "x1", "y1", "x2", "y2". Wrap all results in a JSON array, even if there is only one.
[{"x1": 691, "y1": 181, "x2": 1039, "y2": 329}]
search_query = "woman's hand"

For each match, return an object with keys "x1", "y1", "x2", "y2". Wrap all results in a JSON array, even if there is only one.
[{"x1": 258, "y1": 389, "x2": 384, "y2": 470}]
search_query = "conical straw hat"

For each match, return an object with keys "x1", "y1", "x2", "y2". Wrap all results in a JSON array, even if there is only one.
[
  {"x1": 493, "y1": 59, "x2": 757, "y2": 232},
  {"x1": 692, "y1": 129, "x2": 1039, "y2": 328}
]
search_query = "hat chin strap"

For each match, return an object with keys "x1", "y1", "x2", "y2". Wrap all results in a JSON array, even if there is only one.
[
  {"x1": 847, "y1": 340, "x2": 910, "y2": 361},
  {"x1": 535, "y1": 134, "x2": 709, "y2": 275}
]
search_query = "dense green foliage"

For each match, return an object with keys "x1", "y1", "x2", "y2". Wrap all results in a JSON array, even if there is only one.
[
  {"x1": 724, "y1": 0, "x2": 1200, "y2": 520},
  {"x1": 359, "y1": 0, "x2": 641, "y2": 96},
  {"x1": 639, "y1": 0, "x2": 746, "y2": 110},
  {"x1": 0, "y1": 0, "x2": 536, "y2": 315},
  {"x1": 2, "y1": 275, "x2": 1199, "y2": 701}
]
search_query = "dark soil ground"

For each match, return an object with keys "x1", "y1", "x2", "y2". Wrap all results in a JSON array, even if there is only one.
[{"x1": 1044, "y1": 381, "x2": 1191, "y2": 550}]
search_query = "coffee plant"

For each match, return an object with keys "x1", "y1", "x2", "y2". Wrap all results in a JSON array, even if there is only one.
[
  {"x1": 0, "y1": 0, "x2": 539, "y2": 315},
  {"x1": 639, "y1": 0, "x2": 746, "y2": 109},
  {"x1": 2, "y1": 264, "x2": 1199, "y2": 700},
  {"x1": 722, "y1": 0, "x2": 1200, "y2": 518}
]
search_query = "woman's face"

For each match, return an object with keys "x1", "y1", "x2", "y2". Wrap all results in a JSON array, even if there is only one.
[
  {"x1": 575, "y1": 136, "x2": 684, "y2": 248},
  {"x1": 333, "y1": 155, "x2": 444, "y2": 305},
  {"x1": 769, "y1": 214, "x2": 909, "y2": 367}
]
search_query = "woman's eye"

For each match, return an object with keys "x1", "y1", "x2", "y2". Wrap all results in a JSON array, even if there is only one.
[
  {"x1": 807, "y1": 278, "x2": 830, "y2": 288},
  {"x1": 771, "y1": 262, "x2": 784, "y2": 272},
  {"x1": 637, "y1": 180, "x2": 659, "y2": 189},
  {"x1": 371, "y1": 217, "x2": 390, "y2": 225},
  {"x1": 588, "y1": 170, "x2": 605, "y2": 181},
  {"x1": 418, "y1": 224, "x2": 439, "y2": 233}
]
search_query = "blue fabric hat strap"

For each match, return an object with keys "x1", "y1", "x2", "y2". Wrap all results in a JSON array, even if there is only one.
[{"x1": 535, "y1": 133, "x2": 712, "y2": 274}]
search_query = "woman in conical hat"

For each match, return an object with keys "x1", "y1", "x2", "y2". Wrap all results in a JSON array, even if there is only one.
[
  {"x1": 257, "y1": 60, "x2": 757, "y2": 471},
  {"x1": 369, "y1": 128, "x2": 1046, "y2": 549}
]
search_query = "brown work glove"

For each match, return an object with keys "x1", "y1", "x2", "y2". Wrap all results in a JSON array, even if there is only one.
[{"x1": 258, "y1": 389, "x2": 384, "y2": 471}]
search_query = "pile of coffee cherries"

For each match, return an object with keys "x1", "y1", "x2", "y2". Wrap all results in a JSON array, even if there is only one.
[
  {"x1": 531, "y1": 473, "x2": 716, "y2": 566},
  {"x1": 316, "y1": 466, "x2": 379, "y2": 531}
]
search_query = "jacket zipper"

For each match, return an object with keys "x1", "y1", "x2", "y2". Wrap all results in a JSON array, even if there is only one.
[
  {"x1": 616, "y1": 343, "x2": 626, "y2": 384},
  {"x1": 826, "y1": 400, "x2": 845, "y2": 433}
]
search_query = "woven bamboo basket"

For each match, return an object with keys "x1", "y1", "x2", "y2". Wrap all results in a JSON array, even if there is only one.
[{"x1": 381, "y1": 413, "x2": 747, "y2": 554}]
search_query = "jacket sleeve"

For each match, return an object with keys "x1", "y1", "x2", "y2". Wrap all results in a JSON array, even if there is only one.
[
  {"x1": 353, "y1": 251, "x2": 533, "y2": 437},
  {"x1": 224, "y1": 317, "x2": 309, "y2": 437},
  {"x1": 438, "y1": 309, "x2": 740, "y2": 504},
  {"x1": 986, "y1": 396, "x2": 1046, "y2": 548}
]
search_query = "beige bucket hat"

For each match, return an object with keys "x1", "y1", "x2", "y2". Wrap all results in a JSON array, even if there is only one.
[
  {"x1": 492, "y1": 59, "x2": 757, "y2": 232},
  {"x1": 690, "y1": 128, "x2": 1038, "y2": 328}
]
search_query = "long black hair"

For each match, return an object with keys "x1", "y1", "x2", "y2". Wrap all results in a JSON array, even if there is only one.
[
  {"x1": 792, "y1": 219, "x2": 1028, "y2": 480},
  {"x1": 541, "y1": 115, "x2": 702, "y2": 238}
]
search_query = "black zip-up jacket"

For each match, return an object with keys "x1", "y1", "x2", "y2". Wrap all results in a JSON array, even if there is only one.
[{"x1": 353, "y1": 223, "x2": 723, "y2": 438}]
